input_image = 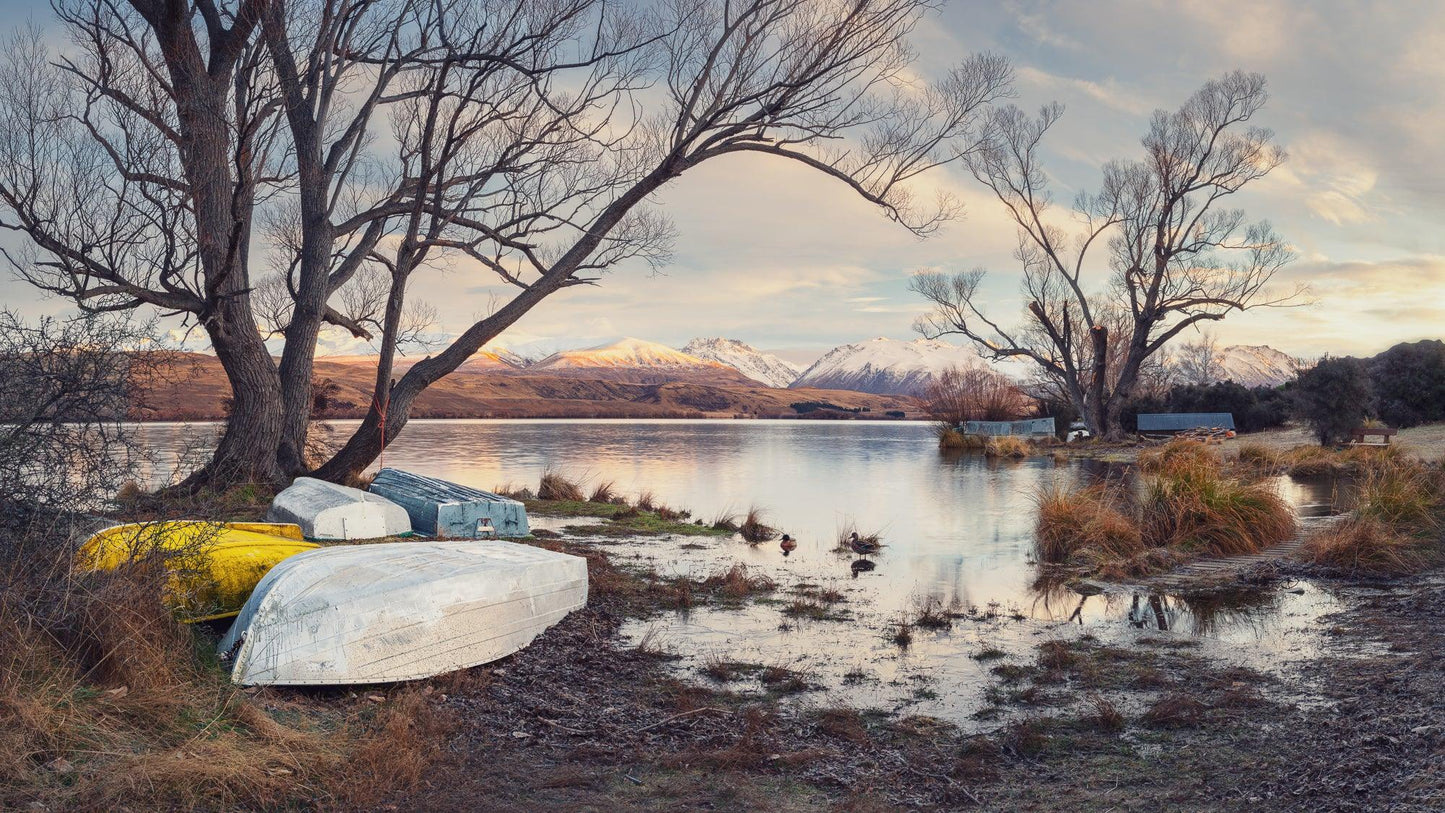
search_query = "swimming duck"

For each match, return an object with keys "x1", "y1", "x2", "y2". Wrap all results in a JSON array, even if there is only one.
[
  {"x1": 780, "y1": 534, "x2": 797, "y2": 556},
  {"x1": 848, "y1": 531, "x2": 879, "y2": 557}
]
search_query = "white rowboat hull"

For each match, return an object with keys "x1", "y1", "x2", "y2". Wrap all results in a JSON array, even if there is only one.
[{"x1": 218, "y1": 541, "x2": 587, "y2": 685}]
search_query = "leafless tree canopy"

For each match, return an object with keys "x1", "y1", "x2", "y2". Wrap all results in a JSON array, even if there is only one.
[
  {"x1": 0, "y1": 310, "x2": 153, "y2": 514},
  {"x1": 923, "y1": 365, "x2": 1030, "y2": 426},
  {"x1": 0, "y1": 0, "x2": 1014, "y2": 484},
  {"x1": 912, "y1": 71, "x2": 1302, "y2": 438}
]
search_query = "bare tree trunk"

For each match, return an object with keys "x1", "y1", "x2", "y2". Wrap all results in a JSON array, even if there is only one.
[{"x1": 204, "y1": 298, "x2": 285, "y2": 485}]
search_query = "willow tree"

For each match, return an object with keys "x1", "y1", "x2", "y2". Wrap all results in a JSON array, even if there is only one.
[
  {"x1": 312, "y1": 0, "x2": 1014, "y2": 480},
  {"x1": 912, "y1": 71, "x2": 1301, "y2": 439},
  {"x1": 0, "y1": 0, "x2": 1012, "y2": 487}
]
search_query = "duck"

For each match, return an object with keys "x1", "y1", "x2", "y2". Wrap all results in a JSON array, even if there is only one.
[
  {"x1": 779, "y1": 534, "x2": 797, "y2": 556},
  {"x1": 848, "y1": 531, "x2": 879, "y2": 557}
]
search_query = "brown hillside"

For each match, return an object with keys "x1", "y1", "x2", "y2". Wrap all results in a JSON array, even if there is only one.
[{"x1": 135, "y1": 353, "x2": 919, "y2": 421}]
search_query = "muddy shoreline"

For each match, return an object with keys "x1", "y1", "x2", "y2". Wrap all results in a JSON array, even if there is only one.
[{"x1": 371, "y1": 527, "x2": 1444, "y2": 811}]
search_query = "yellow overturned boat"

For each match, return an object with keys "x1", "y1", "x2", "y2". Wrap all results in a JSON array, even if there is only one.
[{"x1": 77, "y1": 522, "x2": 320, "y2": 622}]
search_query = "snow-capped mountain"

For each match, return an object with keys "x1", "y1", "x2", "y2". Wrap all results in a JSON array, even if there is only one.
[
  {"x1": 527, "y1": 337, "x2": 755, "y2": 385},
  {"x1": 1214, "y1": 345, "x2": 1303, "y2": 388},
  {"x1": 680, "y1": 338, "x2": 802, "y2": 388},
  {"x1": 790, "y1": 337, "x2": 986, "y2": 396}
]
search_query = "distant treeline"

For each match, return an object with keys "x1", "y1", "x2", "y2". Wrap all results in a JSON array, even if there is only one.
[{"x1": 1034, "y1": 339, "x2": 1445, "y2": 439}]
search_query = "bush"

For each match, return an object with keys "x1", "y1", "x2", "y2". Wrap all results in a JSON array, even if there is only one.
[
  {"x1": 1369, "y1": 340, "x2": 1445, "y2": 429},
  {"x1": 1292, "y1": 356, "x2": 1374, "y2": 445}
]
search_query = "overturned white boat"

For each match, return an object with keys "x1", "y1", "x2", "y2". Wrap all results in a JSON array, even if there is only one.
[
  {"x1": 217, "y1": 541, "x2": 587, "y2": 685},
  {"x1": 266, "y1": 477, "x2": 412, "y2": 540}
]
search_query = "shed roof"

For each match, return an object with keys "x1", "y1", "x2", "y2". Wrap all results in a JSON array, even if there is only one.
[{"x1": 1136, "y1": 413, "x2": 1235, "y2": 432}]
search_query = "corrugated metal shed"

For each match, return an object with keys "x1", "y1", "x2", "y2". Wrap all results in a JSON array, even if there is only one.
[
  {"x1": 369, "y1": 469, "x2": 530, "y2": 538},
  {"x1": 964, "y1": 417, "x2": 1056, "y2": 437},
  {"x1": 1136, "y1": 413, "x2": 1235, "y2": 432}
]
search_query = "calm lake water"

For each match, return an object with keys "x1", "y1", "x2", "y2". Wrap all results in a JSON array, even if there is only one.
[{"x1": 138, "y1": 419, "x2": 1348, "y2": 724}]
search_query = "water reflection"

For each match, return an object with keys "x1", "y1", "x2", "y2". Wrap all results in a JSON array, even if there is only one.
[{"x1": 133, "y1": 419, "x2": 1351, "y2": 724}]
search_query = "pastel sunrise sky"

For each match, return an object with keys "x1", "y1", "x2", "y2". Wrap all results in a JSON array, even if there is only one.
[{"x1": 2, "y1": 0, "x2": 1441, "y2": 366}]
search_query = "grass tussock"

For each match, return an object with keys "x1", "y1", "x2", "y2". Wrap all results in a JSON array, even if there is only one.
[
  {"x1": 587, "y1": 479, "x2": 619, "y2": 505},
  {"x1": 1142, "y1": 692, "x2": 1209, "y2": 728},
  {"x1": 890, "y1": 619, "x2": 913, "y2": 648},
  {"x1": 1137, "y1": 439, "x2": 1216, "y2": 474},
  {"x1": 1140, "y1": 458, "x2": 1295, "y2": 557},
  {"x1": 984, "y1": 435, "x2": 1032, "y2": 459},
  {"x1": 738, "y1": 506, "x2": 778, "y2": 544},
  {"x1": 709, "y1": 508, "x2": 740, "y2": 533},
  {"x1": 1036, "y1": 447, "x2": 1297, "y2": 577},
  {"x1": 1035, "y1": 484, "x2": 1144, "y2": 566},
  {"x1": 1083, "y1": 695, "x2": 1125, "y2": 732},
  {"x1": 1303, "y1": 459, "x2": 1443, "y2": 575},
  {"x1": 911, "y1": 595, "x2": 953, "y2": 630},
  {"x1": 937, "y1": 426, "x2": 985, "y2": 450},
  {"x1": 537, "y1": 469, "x2": 585, "y2": 502},
  {"x1": 699, "y1": 564, "x2": 776, "y2": 599}
]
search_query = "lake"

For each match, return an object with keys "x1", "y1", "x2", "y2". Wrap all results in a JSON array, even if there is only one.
[{"x1": 138, "y1": 418, "x2": 1348, "y2": 724}]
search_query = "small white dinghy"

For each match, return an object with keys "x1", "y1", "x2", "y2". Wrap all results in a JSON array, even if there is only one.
[
  {"x1": 217, "y1": 541, "x2": 588, "y2": 685},
  {"x1": 266, "y1": 477, "x2": 412, "y2": 540}
]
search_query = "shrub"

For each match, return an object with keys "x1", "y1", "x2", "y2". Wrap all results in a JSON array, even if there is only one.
[
  {"x1": 1368, "y1": 339, "x2": 1445, "y2": 429},
  {"x1": 1292, "y1": 356, "x2": 1374, "y2": 445}
]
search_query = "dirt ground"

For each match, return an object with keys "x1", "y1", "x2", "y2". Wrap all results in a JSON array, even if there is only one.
[
  {"x1": 1226, "y1": 423, "x2": 1445, "y2": 456},
  {"x1": 378, "y1": 536, "x2": 1445, "y2": 812}
]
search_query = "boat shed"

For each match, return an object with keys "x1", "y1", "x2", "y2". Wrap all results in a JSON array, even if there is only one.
[
  {"x1": 368, "y1": 469, "x2": 530, "y2": 538},
  {"x1": 1136, "y1": 413, "x2": 1236, "y2": 433}
]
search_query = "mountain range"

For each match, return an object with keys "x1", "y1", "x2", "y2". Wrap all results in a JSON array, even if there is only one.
[{"x1": 323, "y1": 336, "x2": 1303, "y2": 395}]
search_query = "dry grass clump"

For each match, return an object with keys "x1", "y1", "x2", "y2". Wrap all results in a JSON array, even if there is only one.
[
  {"x1": 0, "y1": 563, "x2": 444, "y2": 811},
  {"x1": 1235, "y1": 443, "x2": 1281, "y2": 469},
  {"x1": 984, "y1": 435, "x2": 1032, "y2": 459},
  {"x1": 1039, "y1": 446, "x2": 1296, "y2": 578},
  {"x1": 891, "y1": 619, "x2": 913, "y2": 648},
  {"x1": 1083, "y1": 695, "x2": 1125, "y2": 732},
  {"x1": 1137, "y1": 439, "x2": 1216, "y2": 474},
  {"x1": 1142, "y1": 692, "x2": 1209, "y2": 728},
  {"x1": 537, "y1": 469, "x2": 585, "y2": 502},
  {"x1": 699, "y1": 563, "x2": 776, "y2": 599},
  {"x1": 911, "y1": 595, "x2": 952, "y2": 630},
  {"x1": 1303, "y1": 459, "x2": 1442, "y2": 575},
  {"x1": 587, "y1": 479, "x2": 619, "y2": 504},
  {"x1": 709, "y1": 508, "x2": 740, "y2": 532},
  {"x1": 816, "y1": 708, "x2": 869, "y2": 744},
  {"x1": 1034, "y1": 483, "x2": 1144, "y2": 566},
  {"x1": 1140, "y1": 458, "x2": 1296, "y2": 557},
  {"x1": 759, "y1": 664, "x2": 811, "y2": 694},
  {"x1": 738, "y1": 506, "x2": 777, "y2": 543},
  {"x1": 937, "y1": 426, "x2": 985, "y2": 450}
]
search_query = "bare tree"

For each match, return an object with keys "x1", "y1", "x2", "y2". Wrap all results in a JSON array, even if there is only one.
[
  {"x1": 923, "y1": 365, "x2": 1030, "y2": 427},
  {"x1": 912, "y1": 72, "x2": 1302, "y2": 439},
  {"x1": 2, "y1": 0, "x2": 1011, "y2": 487},
  {"x1": 1175, "y1": 331, "x2": 1223, "y2": 386},
  {"x1": 313, "y1": 0, "x2": 1013, "y2": 480},
  {"x1": 0, "y1": 8, "x2": 287, "y2": 486}
]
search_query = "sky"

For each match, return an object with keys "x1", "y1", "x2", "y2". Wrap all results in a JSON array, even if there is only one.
[{"x1": 3, "y1": 0, "x2": 1443, "y2": 367}]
